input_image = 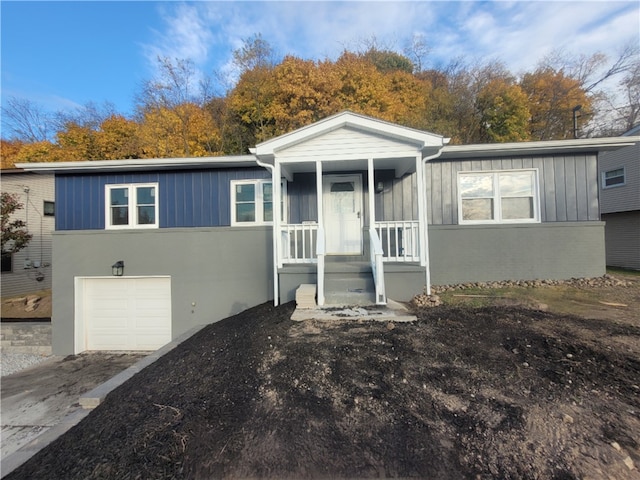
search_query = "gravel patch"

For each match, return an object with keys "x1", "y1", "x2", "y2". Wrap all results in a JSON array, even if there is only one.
[{"x1": 1, "y1": 353, "x2": 52, "y2": 377}]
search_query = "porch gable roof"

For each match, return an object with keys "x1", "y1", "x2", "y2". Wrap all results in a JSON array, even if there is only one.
[{"x1": 251, "y1": 111, "x2": 449, "y2": 163}]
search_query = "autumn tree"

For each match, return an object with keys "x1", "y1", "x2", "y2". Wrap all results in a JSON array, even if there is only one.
[
  {"x1": 96, "y1": 115, "x2": 142, "y2": 159},
  {"x1": 55, "y1": 123, "x2": 103, "y2": 161},
  {"x1": 440, "y1": 59, "x2": 514, "y2": 143},
  {"x1": 13, "y1": 140, "x2": 64, "y2": 164},
  {"x1": 520, "y1": 67, "x2": 591, "y2": 140},
  {"x1": 136, "y1": 57, "x2": 219, "y2": 157},
  {"x1": 262, "y1": 56, "x2": 341, "y2": 136},
  {"x1": 476, "y1": 79, "x2": 531, "y2": 142},
  {"x1": 1, "y1": 192, "x2": 32, "y2": 255},
  {"x1": 0, "y1": 140, "x2": 25, "y2": 169},
  {"x1": 227, "y1": 35, "x2": 279, "y2": 145}
]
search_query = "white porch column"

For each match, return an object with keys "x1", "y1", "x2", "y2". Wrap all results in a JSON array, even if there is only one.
[
  {"x1": 415, "y1": 153, "x2": 431, "y2": 294},
  {"x1": 316, "y1": 160, "x2": 323, "y2": 227},
  {"x1": 316, "y1": 161, "x2": 325, "y2": 306},
  {"x1": 367, "y1": 158, "x2": 375, "y2": 229}
]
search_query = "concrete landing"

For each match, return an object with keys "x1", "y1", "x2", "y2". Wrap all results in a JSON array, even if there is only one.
[{"x1": 291, "y1": 298, "x2": 416, "y2": 322}]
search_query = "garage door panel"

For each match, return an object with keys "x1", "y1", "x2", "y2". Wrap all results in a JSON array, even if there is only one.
[
  {"x1": 89, "y1": 333, "x2": 131, "y2": 350},
  {"x1": 91, "y1": 317, "x2": 129, "y2": 329},
  {"x1": 83, "y1": 277, "x2": 171, "y2": 351}
]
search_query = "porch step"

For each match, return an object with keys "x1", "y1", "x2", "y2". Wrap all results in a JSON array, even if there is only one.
[{"x1": 324, "y1": 270, "x2": 376, "y2": 306}]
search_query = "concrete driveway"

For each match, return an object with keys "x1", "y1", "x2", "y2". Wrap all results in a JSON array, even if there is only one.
[{"x1": 1, "y1": 352, "x2": 147, "y2": 475}]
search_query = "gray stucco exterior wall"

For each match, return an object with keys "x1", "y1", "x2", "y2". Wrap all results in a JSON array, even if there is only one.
[
  {"x1": 52, "y1": 226, "x2": 273, "y2": 354},
  {"x1": 428, "y1": 222, "x2": 606, "y2": 285}
]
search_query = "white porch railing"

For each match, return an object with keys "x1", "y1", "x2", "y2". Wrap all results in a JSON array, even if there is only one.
[
  {"x1": 369, "y1": 228, "x2": 386, "y2": 305},
  {"x1": 374, "y1": 221, "x2": 420, "y2": 262},
  {"x1": 280, "y1": 223, "x2": 318, "y2": 264}
]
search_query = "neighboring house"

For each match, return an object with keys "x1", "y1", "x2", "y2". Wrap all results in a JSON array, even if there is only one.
[
  {"x1": 18, "y1": 112, "x2": 638, "y2": 355},
  {"x1": 598, "y1": 124, "x2": 640, "y2": 270},
  {"x1": 0, "y1": 169, "x2": 55, "y2": 298}
]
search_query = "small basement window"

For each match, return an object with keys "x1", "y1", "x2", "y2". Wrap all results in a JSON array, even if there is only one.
[
  {"x1": 602, "y1": 168, "x2": 625, "y2": 188},
  {"x1": 44, "y1": 200, "x2": 55, "y2": 216},
  {"x1": 1, "y1": 253, "x2": 12, "y2": 273}
]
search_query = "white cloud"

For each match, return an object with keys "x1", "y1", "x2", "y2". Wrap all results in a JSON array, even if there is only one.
[
  {"x1": 143, "y1": 3, "x2": 214, "y2": 68},
  {"x1": 145, "y1": 0, "x2": 638, "y2": 89}
]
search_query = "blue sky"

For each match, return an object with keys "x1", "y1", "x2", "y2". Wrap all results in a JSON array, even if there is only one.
[{"x1": 1, "y1": 1, "x2": 639, "y2": 120}]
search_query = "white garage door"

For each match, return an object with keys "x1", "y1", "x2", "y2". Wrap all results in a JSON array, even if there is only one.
[{"x1": 83, "y1": 277, "x2": 171, "y2": 351}]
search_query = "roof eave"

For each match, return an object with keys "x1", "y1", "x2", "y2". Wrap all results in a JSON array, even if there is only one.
[
  {"x1": 437, "y1": 137, "x2": 640, "y2": 160},
  {"x1": 16, "y1": 155, "x2": 259, "y2": 174}
]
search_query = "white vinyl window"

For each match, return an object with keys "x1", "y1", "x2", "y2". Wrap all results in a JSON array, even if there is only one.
[
  {"x1": 105, "y1": 183, "x2": 159, "y2": 229},
  {"x1": 231, "y1": 179, "x2": 286, "y2": 226},
  {"x1": 458, "y1": 170, "x2": 539, "y2": 224},
  {"x1": 602, "y1": 168, "x2": 625, "y2": 188}
]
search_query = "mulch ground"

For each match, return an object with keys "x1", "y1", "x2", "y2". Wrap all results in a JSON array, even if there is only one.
[{"x1": 6, "y1": 302, "x2": 640, "y2": 479}]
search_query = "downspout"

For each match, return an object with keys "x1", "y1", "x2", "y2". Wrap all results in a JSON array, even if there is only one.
[
  {"x1": 251, "y1": 150, "x2": 279, "y2": 306},
  {"x1": 421, "y1": 145, "x2": 447, "y2": 296}
]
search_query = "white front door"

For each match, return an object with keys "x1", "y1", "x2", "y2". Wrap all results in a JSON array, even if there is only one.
[{"x1": 323, "y1": 174, "x2": 363, "y2": 255}]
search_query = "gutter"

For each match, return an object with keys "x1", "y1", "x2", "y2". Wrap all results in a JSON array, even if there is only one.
[
  {"x1": 250, "y1": 149, "x2": 280, "y2": 307},
  {"x1": 421, "y1": 146, "x2": 447, "y2": 296}
]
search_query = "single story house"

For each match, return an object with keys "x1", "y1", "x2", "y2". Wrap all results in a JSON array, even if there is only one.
[
  {"x1": 598, "y1": 124, "x2": 640, "y2": 270},
  {"x1": 0, "y1": 169, "x2": 55, "y2": 297},
  {"x1": 18, "y1": 111, "x2": 638, "y2": 355}
]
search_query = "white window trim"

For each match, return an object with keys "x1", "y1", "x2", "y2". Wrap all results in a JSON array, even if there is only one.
[
  {"x1": 230, "y1": 179, "x2": 287, "y2": 226},
  {"x1": 105, "y1": 183, "x2": 159, "y2": 229},
  {"x1": 457, "y1": 169, "x2": 541, "y2": 225},
  {"x1": 601, "y1": 167, "x2": 626, "y2": 189}
]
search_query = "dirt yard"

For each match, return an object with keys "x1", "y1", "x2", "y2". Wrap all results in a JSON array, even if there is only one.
[{"x1": 5, "y1": 274, "x2": 640, "y2": 480}]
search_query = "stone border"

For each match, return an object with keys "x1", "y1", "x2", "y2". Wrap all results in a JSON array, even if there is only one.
[{"x1": 430, "y1": 274, "x2": 632, "y2": 294}]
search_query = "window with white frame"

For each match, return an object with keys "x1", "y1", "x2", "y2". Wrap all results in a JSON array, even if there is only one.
[
  {"x1": 458, "y1": 170, "x2": 539, "y2": 223},
  {"x1": 602, "y1": 167, "x2": 625, "y2": 188},
  {"x1": 105, "y1": 183, "x2": 159, "y2": 229},
  {"x1": 231, "y1": 179, "x2": 286, "y2": 225}
]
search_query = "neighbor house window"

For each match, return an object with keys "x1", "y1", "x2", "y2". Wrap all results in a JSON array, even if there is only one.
[
  {"x1": 458, "y1": 170, "x2": 539, "y2": 224},
  {"x1": 231, "y1": 179, "x2": 286, "y2": 225},
  {"x1": 105, "y1": 183, "x2": 159, "y2": 229},
  {"x1": 43, "y1": 201, "x2": 55, "y2": 216},
  {"x1": 602, "y1": 168, "x2": 625, "y2": 188}
]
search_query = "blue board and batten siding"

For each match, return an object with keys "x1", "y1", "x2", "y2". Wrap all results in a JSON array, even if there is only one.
[{"x1": 55, "y1": 168, "x2": 271, "y2": 230}]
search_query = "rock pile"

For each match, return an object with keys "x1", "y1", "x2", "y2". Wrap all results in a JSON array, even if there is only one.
[{"x1": 411, "y1": 294, "x2": 442, "y2": 308}]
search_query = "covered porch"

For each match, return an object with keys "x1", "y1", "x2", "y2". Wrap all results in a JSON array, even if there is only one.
[{"x1": 251, "y1": 111, "x2": 448, "y2": 307}]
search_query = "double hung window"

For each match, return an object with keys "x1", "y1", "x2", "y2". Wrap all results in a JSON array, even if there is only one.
[
  {"x1": 105, "y1": 183, "x2": 158, "y2": 229},
  {"x1": 602, "y1": 168, "x2": 625, "y2": 188},
  {"x1": 458, "y1": 170, "x2": 539, "y2": 223},
  {"x1": 231, "y1": 179, "x2": 285, "y2": 225}
]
